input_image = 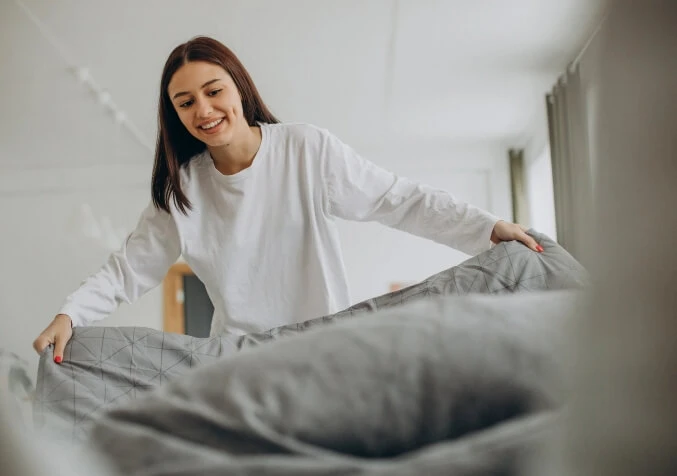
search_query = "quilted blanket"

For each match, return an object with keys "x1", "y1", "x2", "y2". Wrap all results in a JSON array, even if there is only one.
[{"x1": 34, "y1": 230, "x2": 586, "y2": 441}]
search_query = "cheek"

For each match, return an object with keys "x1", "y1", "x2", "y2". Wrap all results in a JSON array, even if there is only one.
[
  {"x1": 175, "y1": 110, "x2": 194, "y2": 129},
  {"x1": 226, "y1": 93, "x2": 244, "y2": 116}
]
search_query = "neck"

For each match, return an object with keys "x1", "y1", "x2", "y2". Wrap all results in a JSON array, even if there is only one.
[{"x1": 208, "y1": 123, "x2": 262, "y2": 175}]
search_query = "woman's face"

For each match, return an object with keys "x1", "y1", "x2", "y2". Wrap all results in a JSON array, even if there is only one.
[{"x1": 167, "y1": 61, "x2": 245, "y2": 147}]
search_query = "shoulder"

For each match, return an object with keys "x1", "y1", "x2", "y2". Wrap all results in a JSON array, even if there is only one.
[
  {"x1": 173, "y1": 150, "x2": 212, "y2": 195},
  {"x1": 182, "y1": 150, "x2": 211, "y2": 178},
  {"x1": 262, "y1": 122, "x2": 337, "y2": 146}
]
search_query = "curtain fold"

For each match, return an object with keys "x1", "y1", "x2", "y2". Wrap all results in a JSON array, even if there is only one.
[
  {"x1": 508, "y1": 148, "x2": 528, "y2": 225},
  {"x1": 546, "y1": 63, "x2": 592, "y2": 262}
]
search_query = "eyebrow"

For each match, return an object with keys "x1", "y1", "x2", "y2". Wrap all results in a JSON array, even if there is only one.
[{"x1": 171, "y1": 79, "x2": 222, "y2": 100}]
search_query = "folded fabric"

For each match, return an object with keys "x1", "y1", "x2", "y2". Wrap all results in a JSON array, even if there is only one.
[
  {"x1": 34, "y1": 229, "x2": 586, "y2": 440},
  {"x1": 0, "y1": 349, "x2": 34, "y2": 428},
  {"x1": 87, "y1": 290, "x2": 579, "y2": 475}
]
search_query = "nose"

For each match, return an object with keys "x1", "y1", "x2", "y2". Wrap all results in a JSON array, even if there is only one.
[{"x1": 195, "y1": 98, "x2": 213, "y2": 118}]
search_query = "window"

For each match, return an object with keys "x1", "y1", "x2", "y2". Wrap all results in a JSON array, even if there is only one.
[{"x1": 526, "y1": 146, "x2": 557, "y2": 240}]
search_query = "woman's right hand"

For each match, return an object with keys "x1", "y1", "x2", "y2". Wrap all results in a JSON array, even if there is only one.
[{"x1": 33, "y1": 314, "x2": 73, "y2": 364}]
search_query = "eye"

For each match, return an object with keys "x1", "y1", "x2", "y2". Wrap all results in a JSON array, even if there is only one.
[
  {"x1": 179, "y1": 99, "x2": 194, "y2": 108},
  {"x1": 207, "y1": 89, "x2": 222, "y2": 97}
]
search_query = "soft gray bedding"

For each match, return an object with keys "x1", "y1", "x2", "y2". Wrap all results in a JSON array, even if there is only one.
[
  {"x1": 32, "y1": 230, "x2": 586, "y2": 474},
  {"x1": 88, "y1": 290, "x2": 577, "y2": 476},
  {"x1": 0, "y1": 350, "x2": 33, "y2": 427},
  {"x1": 34, "y1": 230, "x2": 584, "y2": 438}
]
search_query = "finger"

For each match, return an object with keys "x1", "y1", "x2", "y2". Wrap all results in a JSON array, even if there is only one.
[
  {"x1": 32, "y1": 334, "x2": 53, "y2": 354},
  {"x1": 53, "y1": 333, "x2": 68, "y2": 364},
  {"x1": 521, "y1": 232, "x2": 543, "y2": 252}
]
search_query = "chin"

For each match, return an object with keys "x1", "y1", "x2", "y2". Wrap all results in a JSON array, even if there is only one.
[
  {"x1": 204, "y1": 139, "x2": 230, "y2": 148},
  {"x1": 194, "y1": 130, "x2": 231, "y2": 148}
]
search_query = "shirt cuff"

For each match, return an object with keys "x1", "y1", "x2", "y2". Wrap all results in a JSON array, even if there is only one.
[{"x1": 57, "y1": 303, "x2": 84, "y2": 328}]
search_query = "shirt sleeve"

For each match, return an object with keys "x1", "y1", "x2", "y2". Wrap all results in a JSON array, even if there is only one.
[
  {"x1": 320, "y1": 130, "x2": 502, "y2": 257},
  {"x1": 58, "y1": 202, "x2": 182, "y2": 327}
]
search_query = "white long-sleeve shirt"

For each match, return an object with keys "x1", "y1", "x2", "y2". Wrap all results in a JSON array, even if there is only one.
[{"x1": 59, "y1": 123, "x2": 500, "y2": 335}]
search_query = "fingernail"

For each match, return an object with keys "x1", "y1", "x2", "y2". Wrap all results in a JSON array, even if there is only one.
[
  {"x1": 54, "y1": 356, "x2": 62, "y2": 364},
  {"x1": 536, "y1": 245, "x2": 544, "y2": 253}
]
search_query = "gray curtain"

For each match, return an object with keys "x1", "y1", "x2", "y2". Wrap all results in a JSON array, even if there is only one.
[
  {"x1": 546, "y1": 63, "x2": 593, "y2": 262},
  {"x1": 508, "y1": 148, "x2": 528, "y2": 225},
  {"x1": 542, "y1": 2, "x2": 677, "y2": 475}
]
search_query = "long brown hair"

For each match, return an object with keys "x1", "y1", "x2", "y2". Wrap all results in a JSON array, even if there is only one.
[{"x1": 151, "y1": 36, "x2": 279, "y2": 214}]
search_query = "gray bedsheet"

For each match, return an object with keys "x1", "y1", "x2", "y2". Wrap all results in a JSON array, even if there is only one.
[
  {"x1": 33, "y1": 230, "x2": 586, "y2": 474},
  {"x1": 34, "y1": 230, "x2": 584, "y2": 439},
  {"x1": 86, "y1": 290, "x2": 578, "y2": 476}
]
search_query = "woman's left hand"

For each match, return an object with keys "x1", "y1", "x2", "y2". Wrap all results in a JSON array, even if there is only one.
[{"x1": 490, "y1": 220, "x2": 544, "y2": 253}]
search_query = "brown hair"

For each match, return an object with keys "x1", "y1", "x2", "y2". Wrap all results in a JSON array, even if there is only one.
[{"x1": 151, "y1": 36, "x2": 279, "y2": 214}]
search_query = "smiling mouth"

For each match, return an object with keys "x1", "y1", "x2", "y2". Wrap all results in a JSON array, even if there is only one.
[{"x1": 199, "y1": 118, "x2": 224, "y2": 130}]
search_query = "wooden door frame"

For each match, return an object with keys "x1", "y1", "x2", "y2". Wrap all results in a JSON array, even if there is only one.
[{"x1": 163, "y1": 262, "x2": 194, "y2": 334}]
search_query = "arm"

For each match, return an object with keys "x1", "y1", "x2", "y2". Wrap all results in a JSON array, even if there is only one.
[
  {"x1": 320, "y1": 131, "x2": 501, "y2": 257},
  {"x1": 58, "y1": 201, "x2": 181, "y2": 327}
]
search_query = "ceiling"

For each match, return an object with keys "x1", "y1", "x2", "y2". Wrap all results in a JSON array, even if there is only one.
[{"x1": 1, "y1": 0, "x2": 607, "y2": 168}]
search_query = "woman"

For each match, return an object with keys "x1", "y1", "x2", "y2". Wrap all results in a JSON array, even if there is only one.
[{"x1": 33, "y1": 36, "x2": 542, "y2": 363}]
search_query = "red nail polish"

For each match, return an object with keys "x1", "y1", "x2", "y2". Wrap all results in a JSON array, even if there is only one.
[
  {"x1": 54, "y1": 356, "x2": 62, "y2": 364},
  {"x1": 536, "y1": 245, "x2": 544, "y2": 253}
]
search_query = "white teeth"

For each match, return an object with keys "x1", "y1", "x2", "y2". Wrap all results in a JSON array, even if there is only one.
[{"x1": 200, "y1": 118, "x2": 223, "y2": 130}]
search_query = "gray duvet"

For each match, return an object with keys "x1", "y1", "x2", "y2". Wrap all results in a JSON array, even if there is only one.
[{"x1": 34, "y1": 230, "x2": 586, "y2": 475}]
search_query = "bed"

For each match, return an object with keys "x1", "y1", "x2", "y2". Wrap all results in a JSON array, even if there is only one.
[{"x1": 26, "y1": 229, "x2": 586, "y2": 475}]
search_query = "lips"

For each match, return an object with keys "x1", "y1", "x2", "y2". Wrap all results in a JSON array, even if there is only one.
[
  {"x1": 196, "y1": 117, "x2": 227, "y2": 136},
  {"x1": 199, "y1": 118, "x2": 224, "y2": 130}
]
